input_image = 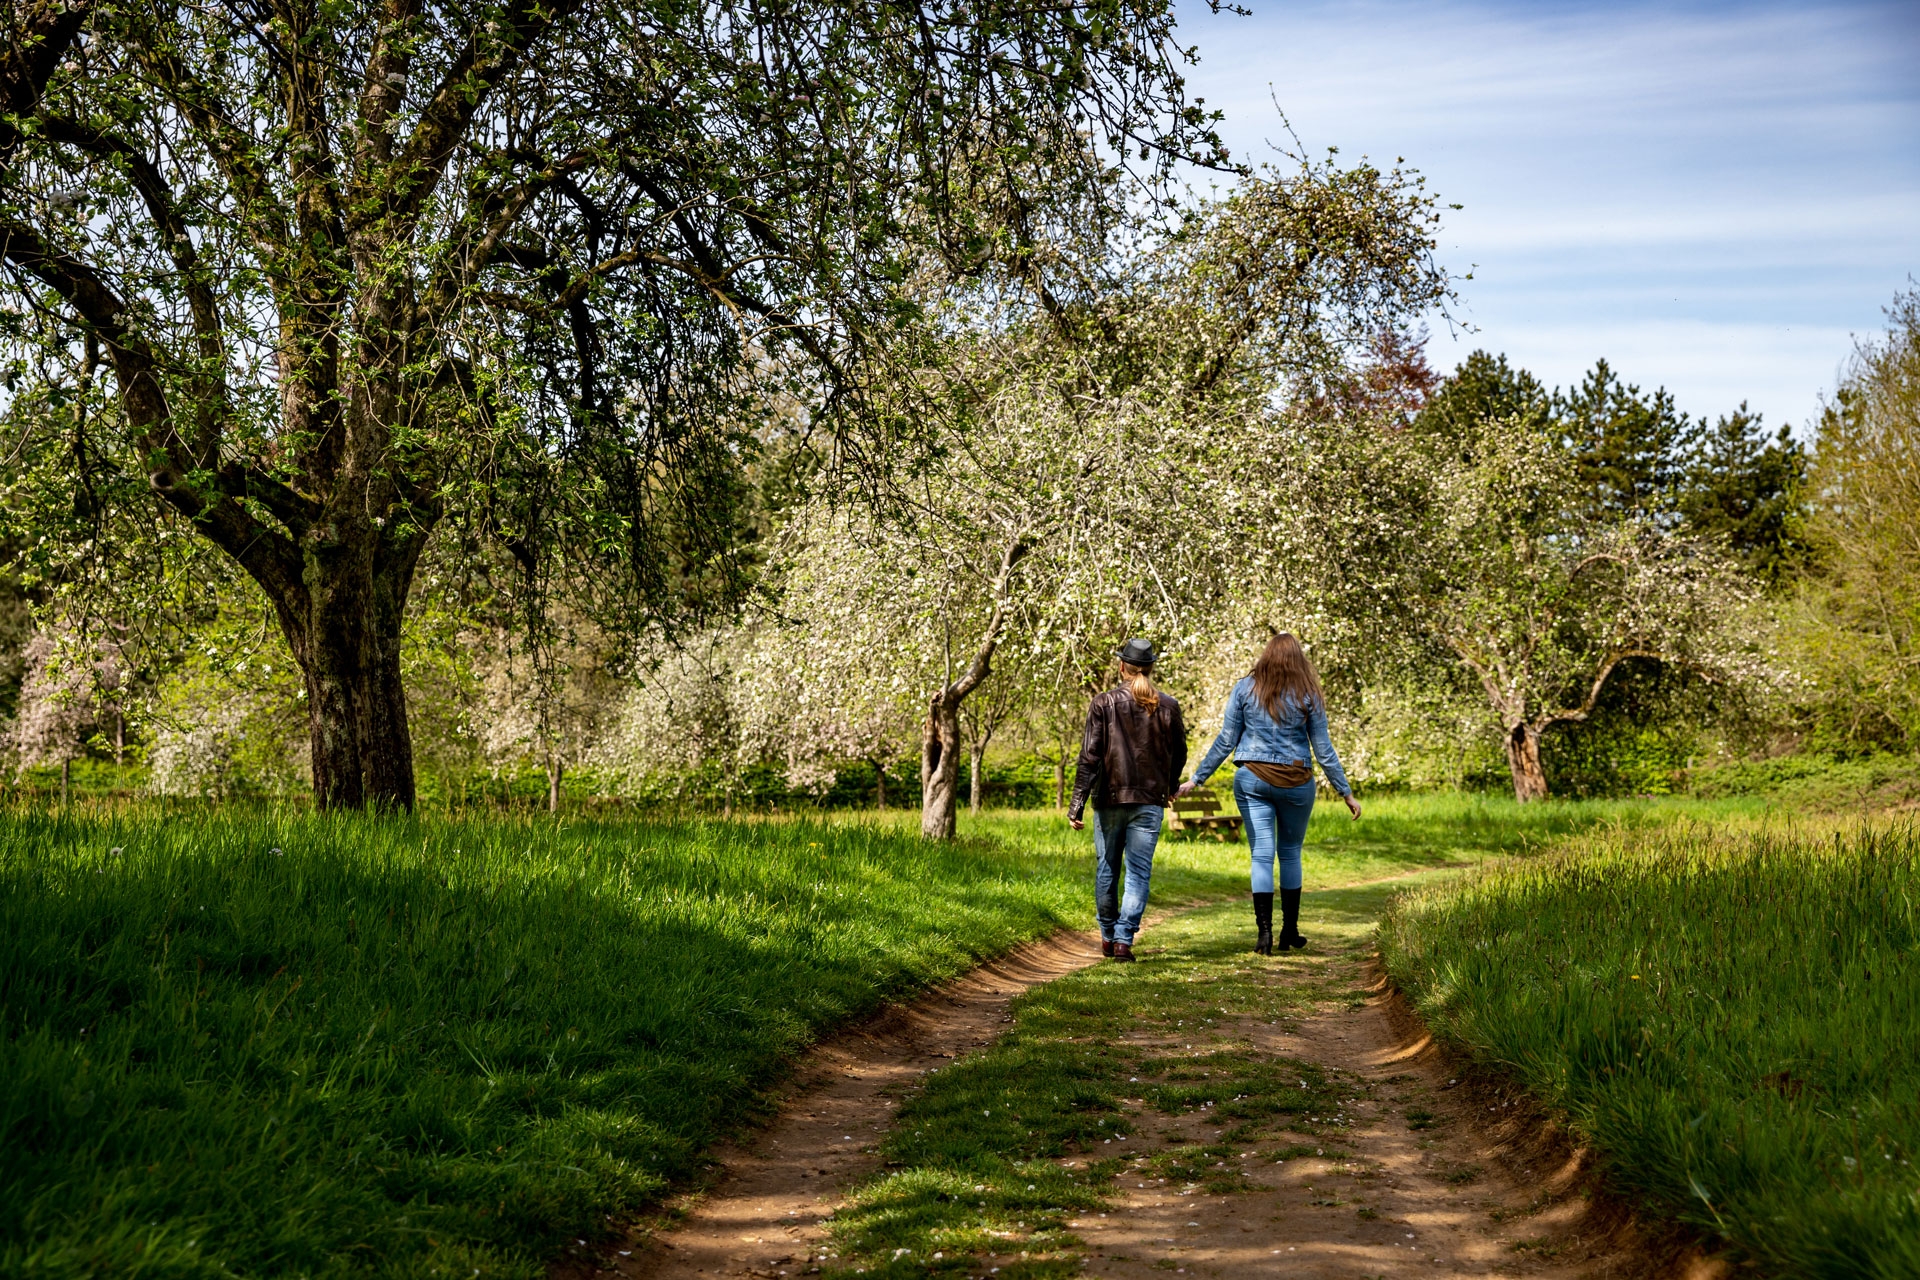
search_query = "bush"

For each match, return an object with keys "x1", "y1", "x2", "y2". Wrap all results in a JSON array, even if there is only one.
[{"x1": 1688, "y1": 753, "x2": 1920, "y2": 810}]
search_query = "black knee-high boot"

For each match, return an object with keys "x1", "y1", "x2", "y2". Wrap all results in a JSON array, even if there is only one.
[
  {"x1": 1252, "y1": 892, "x2": 1273, "y2": 955},
  {"x1": 1278, "y1": 888, "x2": 1306, "y2": 950}
]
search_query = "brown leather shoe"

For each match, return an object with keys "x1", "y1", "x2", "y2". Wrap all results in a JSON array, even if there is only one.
[
  {"x1": 1101, "y1": 938, "x2": 1115, "y2": 957},
  {"x1": 1113, "y1": 942, "x2": 1136, "y2": 963}
]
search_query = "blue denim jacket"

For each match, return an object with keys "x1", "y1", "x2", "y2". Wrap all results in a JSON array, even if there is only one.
[{"x1": 1189, "y1": 677, "x2": 1353, "y2": 797}]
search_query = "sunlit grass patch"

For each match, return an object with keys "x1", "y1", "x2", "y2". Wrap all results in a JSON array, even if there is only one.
[{"x1": 1381, "y1": 818, "x2": 1920, "y2": 1278}]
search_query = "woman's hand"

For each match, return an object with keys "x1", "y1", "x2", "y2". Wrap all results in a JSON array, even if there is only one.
[
  {"x1": 1343, "y1": 793, "x2": 1362, "y2": 821},
  {"x1": 1175, "y1": 780, "x2": 1198, "y2": 799},
  {"x1": 1070, "y1": 817, "x2": 1084, "y2": 831}
]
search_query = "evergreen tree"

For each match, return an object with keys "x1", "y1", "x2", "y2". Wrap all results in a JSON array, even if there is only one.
[
  {"x1": 1557, "y1": 360, "x2": 1690, "y2": 521},
  {"x1": 1678, "y1": 405, "x2": 1809, "y2": 587},
  {"x1": 1412, "y1": 349, "x2": 1551, "y2": 441}
]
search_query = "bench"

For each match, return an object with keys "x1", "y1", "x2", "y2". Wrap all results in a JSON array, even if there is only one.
[{"x1": 1168, "y1": 788, "x2": 1242, "y2": 842}]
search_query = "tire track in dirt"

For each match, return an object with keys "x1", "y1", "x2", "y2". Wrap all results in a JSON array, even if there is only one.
[
  {"x1": 579, "y1": 894, "x2": 1706, "y2": 1280},
  {"x1": 577, "y1": 927, "x2": 1110, "y2": 1280}
]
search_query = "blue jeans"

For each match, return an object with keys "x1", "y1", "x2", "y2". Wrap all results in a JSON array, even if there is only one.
[
  {"x1": 1232, "y1": 767, "x2": 1316, "y2": 892},
  {"x1": 1092, "y1": 804, "x2": 1163, "y2": 945}
]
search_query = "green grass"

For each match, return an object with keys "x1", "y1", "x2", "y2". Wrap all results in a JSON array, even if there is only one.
[
  {"x1": 1379, "y1": 818, "x2": 1920, "y2": 1278},
  {"x1": 0, "y1": 790, "x2": 1767, "y2": 1278},
  {"x1": 0, "y1": 809, "x2": 1106, "y2": 1279},
  {"x1": 820, "y1": 902, "x2": 1375, "y2": 1280},
  {"x1": 957, "y1": 791, "x2": 1769, "y2": 889},
  {"x1": 1688, "y1": 753, "x2": 1920, "y2": 812}
]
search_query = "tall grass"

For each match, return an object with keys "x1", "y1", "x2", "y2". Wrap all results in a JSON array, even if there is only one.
[
  {"x1": 0, "y1": 809, "x2": 1092, "y2": 1279},
  {"x1": 1380, "y1": 819, "x2": 1920, "y2": 1278}
]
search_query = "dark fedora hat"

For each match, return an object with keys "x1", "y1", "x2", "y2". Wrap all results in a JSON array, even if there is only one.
[{"x1": 1115, "y1": 638, "x2": 1157, "y2": 668}]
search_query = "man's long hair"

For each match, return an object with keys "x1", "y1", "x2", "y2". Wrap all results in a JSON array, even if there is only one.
[
  {"x1": 1250, "y1": 632, "x2": 1325, "y2": 718},
  {"x1": 1120, "y1": 660, "x2": 1160, "y2": 712}
]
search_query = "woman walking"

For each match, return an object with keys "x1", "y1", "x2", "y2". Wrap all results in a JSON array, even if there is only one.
[
  {"x1": 1068, "y1": 639, "x2": 1187, "y2": 963},
  {"x1": 1179, "y1": 633, "x2": 1360, "y2": 955}
]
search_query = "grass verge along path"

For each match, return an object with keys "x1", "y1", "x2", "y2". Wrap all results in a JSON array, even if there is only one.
[
  {"x1": 1381, "y1": 819, "x2": 1920, "y2": 1279},
  {"x1": 0, "y1": 809, "x2": 1176, "y2": 1280}
]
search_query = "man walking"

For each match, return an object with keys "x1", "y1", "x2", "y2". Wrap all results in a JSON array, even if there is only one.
[{"x1": 1069, "y1": 639, "x2": 1187, "y2": 962}]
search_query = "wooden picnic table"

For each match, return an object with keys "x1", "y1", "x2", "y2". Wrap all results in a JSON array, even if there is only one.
[{"x1": 1167, "y1": 787, "x2": 1242, "y2": 841}]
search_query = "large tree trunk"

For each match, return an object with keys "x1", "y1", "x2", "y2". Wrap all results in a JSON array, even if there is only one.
[
  {"x1": 278, "y1": 537, "x2": 421, "y2": 812},
  {"x1": 1505, "y1": 723, "x2": 1549, "y2": 802},
  {"x1": 921, "y1": 696, "x2": 964, "y2": 839},
  {"x1": 296, "y1": 630, "x2": 416, "y2": 812}
]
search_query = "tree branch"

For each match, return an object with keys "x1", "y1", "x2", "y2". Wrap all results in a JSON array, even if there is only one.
[
  {"x1": 125, "y1": 30, "x2": 292, "y2": 258},
  {"x1": 0, "y1": 216, "x2": 309, "y2": 611},
  {"x1": 946, "y1": 531, "x2": 1031, "y2": 706},
  {"x1": 1530, "y1": 648, "x2": 1664, "y2": 733},
  {"x1": 0, "y1": 0, "x2": 91, "y2": 165},
  {"x1": 382, "y1": 0, "x2": 583, "y2": 226},
  {"x1": 38, "y1": 114, "x2": 228, "y2": 452}
]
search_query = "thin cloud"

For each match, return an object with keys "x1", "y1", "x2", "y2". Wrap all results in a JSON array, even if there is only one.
[{"x1": 1176, "y1": 0, "x2": 1920, "y2": 426}]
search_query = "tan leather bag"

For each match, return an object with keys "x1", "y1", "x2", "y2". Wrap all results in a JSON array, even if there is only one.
[{"x1": 1238, "y1": 760, "x2": 1312, "y2": 788}]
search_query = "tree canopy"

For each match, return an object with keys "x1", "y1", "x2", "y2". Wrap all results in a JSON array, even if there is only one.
[
  {"x1": 0, "y1": 0, "x2": 1226, "y2": 809},
  {"x1": 753, "y1": 160, "x2": 1453, "y2": 835}
]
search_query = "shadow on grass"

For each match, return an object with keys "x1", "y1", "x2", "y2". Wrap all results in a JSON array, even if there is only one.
[{"x1": 0, "y1": 809, "x2": 1086, "y2": 1280}]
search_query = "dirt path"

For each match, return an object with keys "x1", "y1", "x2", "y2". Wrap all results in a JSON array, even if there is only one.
[
  {"x1": 595, "y1": 904, "x2": 1682, "y2": 1280},
  {"x1": 587, "y1": 928, "x2": 1109, "y2": 1280},
  {"x1": 1068, "y1": 951, "x2": 1661, "y2": 1279}
]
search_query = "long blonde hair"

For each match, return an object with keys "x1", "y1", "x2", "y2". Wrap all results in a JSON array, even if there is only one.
[
  {"x1": 1120, "y1": 660, "x2": 1160, "y2": 712},
  {"x1": 1250, "y1": 632, "x2": 1324, "y2": 717}
]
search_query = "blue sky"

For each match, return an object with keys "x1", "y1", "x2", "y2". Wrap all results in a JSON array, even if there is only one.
[{"x1": 1171, "y1": 0, "x2": 1920, "y2": 431}]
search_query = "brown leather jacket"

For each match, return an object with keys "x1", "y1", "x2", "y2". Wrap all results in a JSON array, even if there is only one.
[{"x1": 1069, "y1": 685, "x2": 1188, "y2": 820}]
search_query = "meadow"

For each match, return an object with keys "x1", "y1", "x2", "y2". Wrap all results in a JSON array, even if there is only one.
[
  {"x1": 1379, "y1": 817, "x2": 1920, "y2": 1278},
  {"x1": 9, "y1": 796, "x2": 1407, "y2": 1280},
  {"x1": 0, "y1": 790, "x2": 1808, "y2": 1277},
  {"x1": 0, "y1": 808, "x2": 1115, "y2": 1279}
]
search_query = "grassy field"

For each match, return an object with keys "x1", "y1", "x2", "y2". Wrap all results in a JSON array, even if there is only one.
[
  {"x1": 0, "y1": 808, "x2": 1132, "y2": 1279},
  {"x1": 1379, "y1": 818, "x2": 1920, "y2": 1278},
  {"x1": 955, "y1": 791, "x2": 1768, "y2": 887},
  {"x1": 0, "y1": 791, "x2": 1765, "y2": 1278}
]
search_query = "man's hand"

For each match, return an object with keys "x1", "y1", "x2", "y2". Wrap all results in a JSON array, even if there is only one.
[
  {"x1": 1070, "y1": 816, "x2": 1084, "y2": 830},
  {"x1": 1175, "y1": 780, "x2": 1198, "y2": 799},
  {"x1": 1344, "y1": 793, "x2": 1362, "y2": 821}
]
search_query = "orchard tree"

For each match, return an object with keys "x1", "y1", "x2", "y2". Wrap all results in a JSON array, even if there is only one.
[
  {"x1": 1323, "y1": 409, "x2": 1766, "y2": 801},
  {"x1": 1795, "y1": 288, "x2": 1920, "y2": 749},
  {"x1": 733, "y1": 522, "x2": 933, "y2": 808},
  {"x1": 0, "y1": 0, "x2": 1225, "y2": 810},
  {"x1": 592, "y1": 629, "x2": 748, "y2": 810},
  {"x1": 764, "y1": 160, "x2": 1454, "y2": 837},
  {"x1": 961, "y1": 664, "x2": 1026, "y2": 815},
  {"x1": 9, "y1": 630, "x2": 108, "y2": 800}
]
